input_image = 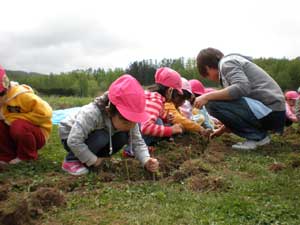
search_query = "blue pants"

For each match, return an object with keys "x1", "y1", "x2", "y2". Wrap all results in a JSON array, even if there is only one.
[
  {"x1": 205, "y1": 99, "x2": 285, "y2": 141},
  {"x1": 63, "y1": 129, "x2": 129, "y2": 162},
  {"x1": 142, "y1": 118, "x2": 166, "y2": 146}
]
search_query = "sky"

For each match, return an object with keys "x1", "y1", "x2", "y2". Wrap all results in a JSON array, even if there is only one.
[{"x1": 0, "y1": 0, "x2": 299, "y2": 74}]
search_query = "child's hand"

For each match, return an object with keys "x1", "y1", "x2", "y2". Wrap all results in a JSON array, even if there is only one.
[
  {"x1": 167, "y1": 113, "x2": 175, "y2": 123},
  {"x1": 93, "y1": 157, "x2": 104, "y2": 167},
  {"x1": 210, "y1": 125, "x2": 226, "y2": 139},
  {"x1": 145, "y1": 158, "x2": 159, "y2": 172},
  {"x1": 171, "y1": 123, "x2": 183, "y2": 134},
  {"x1": 199, "y1": 128, "x2": 213, "y2": 138}
]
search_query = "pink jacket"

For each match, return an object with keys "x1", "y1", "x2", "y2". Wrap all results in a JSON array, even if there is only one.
[{"x1": 140, "y1": 91, "x2": 172, "y2": 137}]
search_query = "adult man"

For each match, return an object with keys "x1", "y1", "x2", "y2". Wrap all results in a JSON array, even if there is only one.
[{"x1": 194, "y1": 48, "x2": 285, "y2": 150}]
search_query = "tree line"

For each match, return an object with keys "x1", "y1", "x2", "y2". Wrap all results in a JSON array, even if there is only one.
[{"x1": 6, "y1": 57, "x2": 300, "y2": 97}]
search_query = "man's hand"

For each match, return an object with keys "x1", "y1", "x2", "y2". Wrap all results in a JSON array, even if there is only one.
[
  {"x1": 194, "y1": 95, "x2": 209, "y2": 108},
  {"x1": 145, "y1": 158, "x2": 159, "y2": 172}
]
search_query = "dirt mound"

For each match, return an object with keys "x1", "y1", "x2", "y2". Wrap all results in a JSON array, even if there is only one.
[
  {"x1": 287, "y1": 153, "x2": 300, "y2": 168},
  {"x1": 268, "y1": 162, "x2": 286, "y2": 172},
  {"x1": 187, "y1": 174, "x2": 225, "y2": 192},
  {"x1": 30, "y1": 187, "x2": 66, "y2": 210},
  {"x1": 0, "y1": 187, "x2": 66, "y2": 224},
  {"x1": 0, "y1": 186, "x2": 9, "y2": 202},
  {"x1": 0, "y1": 200, "x2": 32, "y2": 225}
]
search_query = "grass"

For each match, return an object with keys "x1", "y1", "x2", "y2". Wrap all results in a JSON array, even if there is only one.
[{"x1": 1, "y1": 97, "x2": 300, "y2": 225}]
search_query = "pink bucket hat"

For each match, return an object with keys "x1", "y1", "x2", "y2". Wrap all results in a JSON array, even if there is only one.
[
  {"x1": 155, "y1": 67, "x2": 183, "y2": 94},
  {"x1": 285, "y1": 91, "x2": 299, "y2": 100},
  {"x1": 108, "y1": 74, "x2": 149, "y2": 123},
  {"x1": 0, "y1": 65, "x2": 9, "y2": 92},
  {"x1": 181, "y1": 77, "x2": 192, "y2": 94},
  {"x1": 189, "y1": 79, "x2": 206, "y2": 95}
]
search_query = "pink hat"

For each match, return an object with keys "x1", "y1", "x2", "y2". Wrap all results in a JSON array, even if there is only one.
[
  {"x1": 108, "y1": 74, "x2": 149, "y2": 123},
  {"x1": 155, "y1": 67, "x2": 183, "y2": 94},
  {"x1": 285, "y1": 91, "x2": 299, "y2": 100},
  {"x1": 181, "y1": 77, "x2": 192, "y2": 94},
  {"x1": 0, "y1": 65, "x2": 9, "y2": 92},
  {"x1": 189, "y1": 79, "x2": 206, "y2": 95}
]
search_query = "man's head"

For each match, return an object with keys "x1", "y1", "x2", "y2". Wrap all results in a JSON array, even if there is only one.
[{"x1": 196, "y1": 48, "x2": 224, "y2": 82}]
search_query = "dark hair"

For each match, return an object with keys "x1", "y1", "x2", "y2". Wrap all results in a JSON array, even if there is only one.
[
  {"x1": 0, "y1": 90, "x2": 7, "y2": 97},
  {"x1": 171, "y1": 89, "x2": 183, "y2": 99},
  {"x1": 107, "y1": 101, "x2": 119, "y2": 117},
  {"x1": 182, "y1": 90, "x2": 192, "y2": 100},
  {"x1": 107, "y1": 101, "x2": 130, "y2": 122},
  {"x1": 148, "y1": 83, "x2": 169, "y2": 97},
  {"x1": 196, "y1": 48, "x2": 224, "y2": 77}
]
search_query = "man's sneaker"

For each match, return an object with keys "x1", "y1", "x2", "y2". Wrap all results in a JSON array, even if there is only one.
[
  {"x1": 232, "y1": 136, "x2": 271, "y2": 150},
  {"x1": 62, "y1": 161, "x2": 89, "y2": 176}
]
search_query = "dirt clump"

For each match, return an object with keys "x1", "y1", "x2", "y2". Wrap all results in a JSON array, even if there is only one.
[
  {"x1": 187, "y1": 174, "x2": 224, "y2": 192},
  {"x1": 291, "y1": 160, "x2": 300, "y2": 168},
  {"x1": 0, "y1": 186, "x2": 9, "y2": 202},
  {"x1": 268, "y1": 162, "x2": 286, "y2": 172},
  {"x1": 30, "y1": 187, "x2": 66, "y2": 210},
  {"x1": 0, "y1": 200, "x2": 33, "y2": 225}
]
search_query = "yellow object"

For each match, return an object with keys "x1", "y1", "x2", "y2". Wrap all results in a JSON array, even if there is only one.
[
  {"x1": 164, "y1": 102, "x2": 201, "y2": 132},
  {"x1": 192, "y1": 108, "x2": 205, "y2": 125},
  {"x1": 1, "y1": 84, "x2": 52, "y2": 139}
]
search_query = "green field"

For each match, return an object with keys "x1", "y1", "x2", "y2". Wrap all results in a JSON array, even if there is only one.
[{"x1": 1, "y1": 98, "x2": 300, "y2": 225}]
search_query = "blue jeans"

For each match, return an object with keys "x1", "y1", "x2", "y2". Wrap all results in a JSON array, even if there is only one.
[
  {"x1": 63, "y1": 129, "x2": 129, "y2": 162},
  {"x1": 206, "y1": 99, "x2": 285, "y2": 141},
  {"x1": 142, "y1": 118, "x2": 166, "y2": 146}
]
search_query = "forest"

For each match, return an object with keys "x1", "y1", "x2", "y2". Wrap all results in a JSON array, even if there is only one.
[{"x1": 6, "y1": 57, "x2": 300, "y2": 97}]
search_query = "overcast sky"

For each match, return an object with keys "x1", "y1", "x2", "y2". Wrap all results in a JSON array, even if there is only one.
[{"x1": 0, "y1": 0, "x2": 299, "y2": 74}]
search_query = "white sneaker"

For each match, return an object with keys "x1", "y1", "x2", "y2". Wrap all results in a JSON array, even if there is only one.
[{"x1": 232, "y1": 136, "x2": 270, "y2": 150}]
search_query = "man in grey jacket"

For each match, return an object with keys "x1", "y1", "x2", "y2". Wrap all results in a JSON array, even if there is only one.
[{"x1": 194, "y1": 48, "x2": 286, "y2": 150}]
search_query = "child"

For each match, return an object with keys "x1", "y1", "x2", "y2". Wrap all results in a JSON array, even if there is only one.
[
  {"x1": 165, "y1": 77, "x2": 210, "y2": 135},
  {"x1": 285, "y1": 90, "x2": 299, "y2": 125},
  {"x1": 59, "y1": 74, "x2": 159, "y2": 176},
  {"x1": 0, "y1": 65, "x2": 52, "y2": 164},
  {"x1": 123, "y1": 67, "x2": 184, "y2": 157},
  {"x1": 189, "y1": 79, "x2": 216, "y2": 130}
]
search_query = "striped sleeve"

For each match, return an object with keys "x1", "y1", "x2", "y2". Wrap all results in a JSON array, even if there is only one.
[{"x1": 140, "y1": 92, "x2": 173, "y2": 137}]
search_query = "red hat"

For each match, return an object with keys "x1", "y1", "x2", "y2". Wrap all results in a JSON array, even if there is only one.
[
  {"x1": 155, "y1": 67, "x2": 183, "y2": 94},
  {"x1": 0, "y1": 65, "x2": 9, "y2": 92},
  {"x1": 108, "y1": 74, "x2": 149, "y2": 123},
  {"x1": 285, "y1": 91, "x2": 299, "y2": 100},
  {"x1": 189, "y1": 79, "x2": 206, "y2": 95}
]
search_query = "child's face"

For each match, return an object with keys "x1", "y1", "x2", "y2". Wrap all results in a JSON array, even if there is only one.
[
  {"x1": 287, "y1": 99, "x2": 296, "y2": 107},
  {"x1": 111, "y1": 114, "x2": 136, "y2": 131},
  {"x1": 172, "y1": 91, "x2": 186, "y2": 108}
]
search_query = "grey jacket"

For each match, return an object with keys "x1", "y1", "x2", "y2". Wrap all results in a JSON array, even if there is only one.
[
  {"x1": 58, "y1": 93, "x2": 150, "y2": 167},
  {"x1": 219, "y1": 54, "x2": 285, "y2": 111}
]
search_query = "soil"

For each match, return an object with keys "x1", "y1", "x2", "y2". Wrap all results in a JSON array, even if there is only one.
[{"x1": 268, "y1": 162, "x2": 286, "y2": 172}]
